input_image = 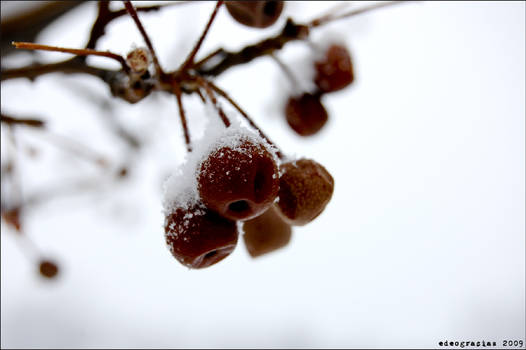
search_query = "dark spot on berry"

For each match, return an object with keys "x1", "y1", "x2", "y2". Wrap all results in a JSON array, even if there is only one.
[
  {"x1": 228, "y1": 200, "x2": 250, "y2": 214},
  {"x1": 204, "y1": 250, "x2": 218, "y2": 260},
  {"x1": 263, "y1": 1, "x2": 278, "y2": 17}
]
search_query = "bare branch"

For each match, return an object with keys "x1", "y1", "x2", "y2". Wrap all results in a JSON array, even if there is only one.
[
  {"x1": 206, "y1": 80, "x2": 284, "y2": 159},
  {"x1": 309, "y1": 1, "x2": 409, "y2": 27},
  {"x1": 1, "y1": 114, "x2": 45, "y2": 128},
  {"x1": 195, "y1": 76, "x2": 231, "y2": 128},
  {"x1": 179, "y1": 1, "x2": 224, "y2": 71},
  {"x1": 173, "y1": 84, "x2": 192, "y2": 152},
  {"x1": 13, "y1": 42, "x2": 130, "y2": 73},
  {"x1": 0, "y1": 57, "x2": 117, "y2": 83},
  {"x1": 195, "y1": 19, "x2": 310, "y2": 77},
  {"x1": 86, "y1": 1, "x2": 193, "y2": 50},
  {"x1": 123, "y1": 1, "x2": 163, "y2": 74},
  {"x1": 1, "y1": 1, "x2": 84, "y2": 56}
]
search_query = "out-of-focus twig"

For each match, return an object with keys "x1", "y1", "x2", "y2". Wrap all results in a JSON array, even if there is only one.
[
  {"x1": 12, "y1": 41, "x2": 130, "y2": 73},
  {"x1": 1, "y1": 1, "x2": 84, "y2": 57},
  {"x1": 1, "y1": 114, "x2": 45, "y2": 128},
  {"x1": 0, "y1": 57, "x2": 116, "y2": 82}
]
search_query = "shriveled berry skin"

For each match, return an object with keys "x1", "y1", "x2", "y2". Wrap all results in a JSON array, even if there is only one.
[
  {"x1": 276, "y1": 159, "x2": 334, "y2": 226},
  {"x1": 225, "y1": 1, "x2": 284, "y2": 28},
  {"x1": 243, "y1": 205, "x2": 292, "y2": 258},
  {"x1": 164, "y1": 205, "x2": 238, "y2": 269},
  {"x1": 198, "y1": 139, "x2": 279, "y2": 221},
  {"x1": 314, "y1": 44, "x2": 354, "y2": 93},
  {"x1": 285, "y1": 93, "x2": 328, "y2": 136}
]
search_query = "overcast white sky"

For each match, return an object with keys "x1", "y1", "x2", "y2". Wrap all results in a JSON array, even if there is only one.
[{"x1": 1, "y1": 1, "x2": 525, "y2": 348}]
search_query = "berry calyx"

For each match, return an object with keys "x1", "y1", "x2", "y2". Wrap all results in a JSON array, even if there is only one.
[
  {"x1": 276, "y1": 159, "x2": 334, "y2": 226},
  {"x1": 164, "y1": 204, "x2": 238, "y2": 269},
  {"x1": 198, "y1": 138, "x2": 279, "y2": 221},
  {"x1": 243, "y1": 205, "x2": 292, "y2": 258},
  {"x1": 314, "y1": 44, "x2": 354, "y2": 93},
  {"x1": 285, "y1": 92, "x2": 328, "y2": 136},
  {"x1": 126, "y1": 47, "x2": 151, "y2": 74},
  {"x1": 225, "y1": 1, "x2": 284, "y2": 28}
]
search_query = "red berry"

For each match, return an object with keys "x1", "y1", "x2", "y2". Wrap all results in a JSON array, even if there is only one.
[
  {"x1": 243, "y1": 205, "x2": 292, "y2": 258},
  {"x1": 198, "y1": 139, "x2": 279, "y2": 221},
  {"x1": 164, "y1": 204, "x2": 238, "y2": 269},
  {"x1": 225, "y1": 1, "x2": 284, "y2": 28},
  {"x1": 39, "y1": 260, "x2": 59, "y2": 278},
  {"x1": 276, "y1": 159, "x2": 334, "y2": 226},
  {"x1": 314, "y1": 44, "x2": 354, "y2": 93},
  {"x1": 285, "y1": 93, "x2": 328, "y2": 136}
]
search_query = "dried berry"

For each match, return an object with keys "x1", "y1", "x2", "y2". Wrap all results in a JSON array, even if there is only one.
[
  {"x1": 164, "y1": 205, "x2": 238, "y2": 269},
  {"x1": 276, "y1": 159, "x2": 334, "y2": 226},
  {"x1": 225, "y1": 1, "x2": 284, "y2": 28},
  {"x1": 285, "y1": 93, "x2": 328, "y2": 136},
  {"x1": 243, "y1": 205, "x2": 292, "y2": 258},
  {"x1": 39, "y1": 260, "x2": 59, "y2": 279},
  {"x1": 198, "y1": 139, "x2": 279, "y2": 221},
  {"x1": 314, "y1": 44, "x2": 354, "y2": 93}
]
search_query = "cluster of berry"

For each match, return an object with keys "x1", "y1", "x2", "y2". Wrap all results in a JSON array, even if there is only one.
[
  {"x1": 224, "y1": 1, "x2": 355, "y2": 137},
  {"x1": 163, "y1": 130, "x2": 334, "y2": 269},
  {"x1": 285, "y1": 44, "x2": 354, "y2": 136},
  {"x1": 161, "y1": 1, "x2": 342, "y2": 269}
]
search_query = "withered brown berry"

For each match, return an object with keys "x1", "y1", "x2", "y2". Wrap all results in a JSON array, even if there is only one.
[
  {"x1": 225, "y1": 1, "x2": 284, "y2": 28},
  {"x1": 243, "y1": 205, "x2": 292, "y2": 258},
  {"x1": 198, "y1": 139, "x2": 279, "y2": 221},
  {"x1": 39, "y1": 260, "x2": 59, "y2": 279},
  {"x1": 276, "y1": 159, "x2": 334, "y2": 226},
  {"x1": 164, "y1": 205, "x2": 238, "y2": 269},
  {"x1": 285, "y1": 93, "x2": 328, "y2": 136},
  {"x1": 314, "y1": 44, "x2": 354, "y2": 93}
]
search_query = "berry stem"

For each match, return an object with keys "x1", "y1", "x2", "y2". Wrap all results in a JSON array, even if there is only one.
[
  {"x1": 173, "y1": 84, "x2": 192, "y2": 152},
  {"x1": 196, "y1": 77, "x2": 231, "y2": 128},
  {"x1": 3, "y1": 126, "x2": 24, "y2": 228},
  {"x1": 12, "y1": 42, "x2": 130, "y2": 73},
  {"x1": 179, "y1": 1, "x2": 224, "y2": 72},
  {"x1": 269, "y1": 53, "x2": 301, "y2": 91},
  {"x1": 309, "y1": 1, "x2": 408, "y2": 27},
  {"x1": 194, "y1": 48, "x2": 226, "y2": 69},
  {"x1": 123, "y1": 1, "x2": 163, "y2": 75},
  {"x1": 207, "y1": 81, "x2": 284, "y2": 160}
]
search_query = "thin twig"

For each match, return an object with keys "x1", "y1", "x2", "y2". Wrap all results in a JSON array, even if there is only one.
[
  {"x1": 173, "y1": 84, "x2": 192, "y2": 152},
  {"x1": 2, "y1": 126, "x2": 24, "y2": 231},
  {"x1": 86, "y1": 1, "x2": 194, "y2": 51},
  {"x1": 195, "y1": 77, "x2": 231, "y2": 128},
  {"x1": 123, "y1": 1, "x2": 163, "y2": 74},
  {"x1": 84, "y1": 0, "x2": 112, "y2": 50},
  {"x1": 269, "y1": 53, "x2": 301, "y2": 89},
  {"x1": 0, "y1": 58, "x2": 115, "y2": 82},
  {"x1": 310, "y1": 1, "x2": 408, "y2": 27},
  {"x1": 206, "y1": 80, "x2": 284, "y2": 159},
  {"x1": 195, "y1": 19, "x2": 310, "y2": 77},
  {"x1": 1, "y1": 1, "x2": 83, "y2": 57},
  {"x1": 179, "y1": 1, "x2": 224, "y2": 71},
  {"x1": 12, "y1": 42, "x2": 130, "y2": 73},
  {"x1": 1, "y1": 114, "x2": 45, "y2": 128}
]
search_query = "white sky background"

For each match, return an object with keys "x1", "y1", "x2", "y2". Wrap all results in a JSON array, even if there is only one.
[{"x1": 1, "y1": 1, "x2": 525, "y2": 348}]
